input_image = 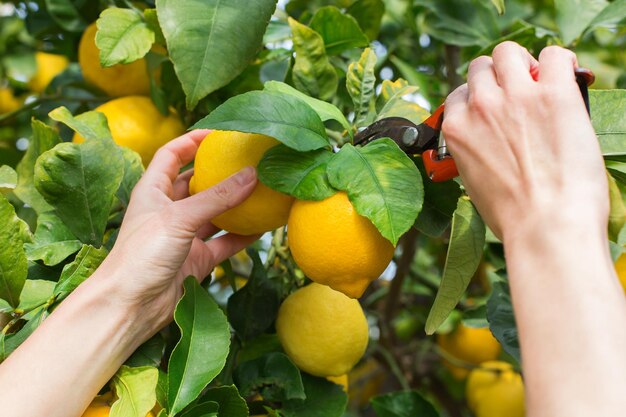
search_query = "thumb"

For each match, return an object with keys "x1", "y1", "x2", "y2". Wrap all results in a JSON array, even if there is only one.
[{"x1": 172, "y1": 166, "x2": 257, "y2": 231}]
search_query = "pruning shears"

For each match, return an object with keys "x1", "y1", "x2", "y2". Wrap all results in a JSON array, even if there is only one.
[{"x1": 354, "y1": 67, "x2": 595, "y2": 182}]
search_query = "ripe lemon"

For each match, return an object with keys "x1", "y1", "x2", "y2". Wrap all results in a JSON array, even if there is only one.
[
  {"x1": 0, "y1": 86, "x2": 22, "y2": 113},
  {"x1": 189, "y1": 130, "x2": 293, "y2": 235},
  {"x1": 79, "y1": 22, "x2": 151, "y2": 97},
  {"x1": 437, "y1": 323, "x2": 501, "y2": 379},
  {"x1": 276, "y1": 283, "x2": 369, "y2": 377},
  {"x1": 28, "y1": 52, "x2": 69, "y2": 93},
  {"x1": 613, "y1": 253, "x2": 626, "y2": 294},
  {"x1": 287, "y1": 192, "x2": 394, "y2": 298},
  {"x1": 82, "y1": 393, "x2": 156, "y2": 417},
  {"x1": 73, "y1": 96, "x2": 185, "y2": 166},
  {"x1": 327, "y1": 374, "x2": 349, "y2": 392},
  {"x1": 466, "y1": 361, "x2": 525, "y2": 417}
]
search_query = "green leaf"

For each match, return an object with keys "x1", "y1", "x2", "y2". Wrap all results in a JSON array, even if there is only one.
[
  {"x1": 237, "y1": 333, "x2": 282, "y2": 363},
  {"x1": 192, "y1": 90, "x2": 329, "y2": 152},
  {"x1": 168, "y1": 277, "x2": 231, "y2": 416},
  {"x1": 156, "y1": 370, "x2": 168, "y2": 410},
  {"x1": 0, "y1": 306, "x2": 48, "y2": 361},
  {"x1": 44, "y1": 0, "x2": 86, "y2": 32},
  {"x1": 117, "y1": 147, "x2": 145, "y2": 208},
  {"x1": 0, "y1": 299, "x2": 12, "y2": 314},
  {"x1": 200, "y1": 385, "x2": 248, "y2": 417},
  {"x1": 370, "y1": 391, "x2": 439, "y2": 417},
  {"x1": 282, "y1": 373, "x2": 348, "y2": 417},
  {"x1": 309, "y1": 6, "x2": 369, "y2": 55},
  {"x1": 462, "y1": 305, "x2": 489, "y2": 328},
  {"x1": 0, "y1": 195, "x2": 28, "y2": 308},
  {"x1": 607, "y1": 160, "x2": 626, "y2": 185},
  {"x1": 376, "y1": 79, "x2": 429, "y2": 123},
  {"x1": 346, "y1": 0, "x2": 385, "y2": 41},
  {"x1": 144, "y1": 9, "x2": 166, "y2": 46},
  {"x1": 589, "y1": 0, "x2": 626, "y2": 30},
  {"x1": 96, "y1": 8, "x2": 155, "y2": 67},
  {"x1": 49, "y1": 106, "x2": 113, "y2": 141},
  {"x1": 14, "y1": 120, "x2": 61, "y2": 214},
  {"x1": 233, "y1": 352, "x2": 305, "y2": 401},
  {"x1": 486, "y1": 278, "x2": 520, "y2": 363},
  {"x1": 413, "y1": 160, "x2": 462, "y2": 238},
  {"x1": 263, "y1": 81, "x2": 351, "y2": 135},
  {"x1": 227, "y1": 249, "x2": 281, "y2": 340},
  {"x1": 490, "y1": 0, "x2": 505, "y2": 14},
  {"x1": 326, "y1": 140, "x2": 423, "y2": 245},
  {"x1": 346, "y1": 48, "x2": 377, "y2": 128},
  {"x1": 110, "y1": 365, "x2": 159, "y2": 417},
  {"x1": 258, "y1": 145, "x2": 335, "y2": 201},
  {"x1": 178, "y1": 402, "x2": 219, "y2": 417},
  {"x1": 156, "y1": 0, "x2": 277, "y2": 109},
  {"x1": 17, "y1": 280, "x2": 55, "y2": 311},
  {"x1": 24, "y1": 212, "x2": 82, "y2": 266},
  {"x1": 608, "y1": 172, "x2": 626, "y2": 242},
  {"x1": 425, "y1": 197, "x2": 485, "y2": 335},
  {"x1": 555, "y1": 0, "x2": 608, "y2": 45},
  {"x1": 414, "y1": 0, "x2": 499, "y2": 47},
  {"x1": 288, "y1": 17, "x2": 338, "y2": 101},
  {"x1": 34, "y1": 139, "x2": 124, "y2": 246},
  {"x1": 0, "y1": 165, "x2": 17, "y2": 192},
  {"x1": 53, "y1": 245, "x2": 108, "y2": 299},
  {"x1": 590, "y1": 90, "x2": 626, "y2": 156},
  {"x1": 126, "y1": 333, "x2": 166, "y2": 368}
]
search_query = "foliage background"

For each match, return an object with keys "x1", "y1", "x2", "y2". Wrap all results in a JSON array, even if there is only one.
[{"x1": 0, "y1": 0, "x2": 625, "y2": 416}]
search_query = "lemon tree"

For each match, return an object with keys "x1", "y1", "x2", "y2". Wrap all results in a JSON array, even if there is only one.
[{"x1": 0, "y1": 1, "x2": 625, "y2": 417}]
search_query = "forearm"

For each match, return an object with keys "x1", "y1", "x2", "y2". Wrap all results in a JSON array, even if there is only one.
[
  {"x1": 505, "y1": 215, "x2": 626, "y2": 417},
  {"x1": 0, "y1": 273, "x2": 148, "y2": 417}
]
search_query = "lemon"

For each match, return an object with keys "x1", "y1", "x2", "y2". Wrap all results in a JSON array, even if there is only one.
[
  {"x1": 189, "y1": 130, "x2": 293, "y2": 235},
  {"x1": 276, "y1": 283, "x2": 368, "y2": 377},
  {"x1": 0, "y1": 86, "x2": 22, "y2": 113},
  {"x1": 28, "y1": 52, "x2": 69, "y2": 93},
  {"x1": 437, "y1": 323, "x2": 501, "y2": 379},
  {"x1": 466, "y1": 361, "x2": 525, "y2": 417},
  {"x1": 613, "y1": 253, "x2": 626, "y2": 294},
  {"x1": 327, "y1": 374, "x2": 349, "y2": 392},
  {"x1": 287, "y1": 192, "x2": 394, "y2": 298},
  {"x1": 79, "y1": 22, "x2": 151, "y2": 97},
  {"x1": 73, "y1": 96, "x2": 185, "y2": 166}
]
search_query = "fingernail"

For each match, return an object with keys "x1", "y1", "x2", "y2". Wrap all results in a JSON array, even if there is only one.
[{"x1": 234, "y1": 166, "x2": 256, "y2": 185}]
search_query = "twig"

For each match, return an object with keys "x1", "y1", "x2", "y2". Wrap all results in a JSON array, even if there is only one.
[{"x1": 444, "y1": 45, "x2": 464, "y2": 90}]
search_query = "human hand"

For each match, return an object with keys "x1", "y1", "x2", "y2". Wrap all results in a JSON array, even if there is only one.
[
  {"x1": 443, "y1": 42, "x2": 608, "y2": 244},
  {"x1": 94, "y1": 130, "x2": 259, "y2": 336}
]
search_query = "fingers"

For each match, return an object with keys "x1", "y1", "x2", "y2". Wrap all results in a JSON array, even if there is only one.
[
  {"x1": 537, "y1": 46, "x2": 578, "y2": 85},
  {"x1": 172, "y1": 169, "x2": 194, "y2": 201},
  {"x1": 491, "y1": 41, "x2": 538, "y2": 91},
  {"x1": 467, "y1": 56, "x2": 499, "y2": 96},
  {"x1": 172, "y1": 166, "x2": 257, "y2": 231},
  {"x1": 443, "y1": 83, "x2": 468, "y2": 120},
  {"x1": 196, "y1": 222, "x2": 220, "y2": 240},
  {"x1": 205, "y1": 233, "x2": 261, "y2": 266},
  {"x1": 141, "y1": 129, "x2": 210, "y2": 192}
]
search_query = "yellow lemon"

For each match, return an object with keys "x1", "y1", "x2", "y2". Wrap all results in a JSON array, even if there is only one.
[
  {"x1": 613, "y1": 253, "x2": 626, "y2": 294},
  {"x1": 79, "y1": 22, "x2": 151, "y2": 97},
  {"x1": 287, "y1": 192, "x2": 394, "y2": 298},
  {"x1": 466, "y1": 361, "x2": 525, "y2": 417},
  {"x1": 0, "y1": 86, "x2": 22, "y2": 113},
  {"x1": 73, "y1": 96, "x2": 185, "y2": 166},
  {"x1": 276, "y1": 283, "x2": 368, "y2": 377},
  {"x1": 28, "y1": 52, "x2": 69, "y2": 93},
  {"x1": 327, "y1": 374, "x2": 349, "y2": 392},
  {"x1": 437, "y1": 323, "x2": 501, "y2": 379},
  {"x1": 189, "y1": 130, "x2": 293, "y2": 235}
]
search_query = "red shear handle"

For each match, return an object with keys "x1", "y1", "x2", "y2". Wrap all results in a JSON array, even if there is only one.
[
  {"x1": 422, "y1": 149, "x2": 458, "y2": 182},
  {"x1": 424, "y1": 67, "x2": 594, "y2": 182}
]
